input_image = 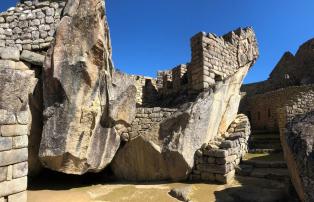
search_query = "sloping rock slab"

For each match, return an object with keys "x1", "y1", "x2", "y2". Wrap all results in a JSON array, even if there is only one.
[{"x1": 283, "y1": 111, "x2": 314, "y2": 202}]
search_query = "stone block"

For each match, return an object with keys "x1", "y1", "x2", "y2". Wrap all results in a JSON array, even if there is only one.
[
  {"x1": 0, "y1": 176, "x2": 27, "y2": 197},
  {"x1": 200, "y1": 172, "x2": 215, "y2": 181},
  {"x1": 12, "y1": 162, "x2": 28, "y2": 179},
  {"x1": 198, "y1": 163, "x2": 232, "y2": 174},
  {"x1": 0, "y1": 109, "x2": 16, "y2": 125},
  {"x1": 20, "y1": 50, "x2": 45, "y2": 66},
  {"x1": 8, "y1": 191, "x2": 27, "y2": 202},
  {"x1": 0, "y1": 137, "x2": 12, "y2": 152},
  {"x1": 7, "y1": 165, "x2": 12, "y2": 181},
  {"x1": 0, "y1": 47, "x2": 20, "y2": 61},
  {"x1": 0, "y1": 166, "x2": 7, "y2": 182},
  {"x1": 0, "y1": 125, "x2": 29, "y2": 137},
  {"x1": 14, "y1": 62, "x2": 30, "y2": 71},
  {"x1": 0, "y1": 148, "x2": 28, "y2": 166},
  {"x1": 213, "y1": 149, "x2": 229, "y2": 158},
  {"x1": 215, "y1": 170, "x2": 235, "y2": 184},
  {"x1": 0, "y1": 60, "x2": 16, "y2": 69},
  {"x1": 215, "y1": 155, "x2": 237, "y2": 165},
  {"x1": 220, "y1": 140, "x2": 234, "y2": 149},
  {"x1": 12, "y1": 135, "x2": 28, "y2": 149},
  {"x1": 207, "y1": 157, "x2": 215, "y2": 164}
]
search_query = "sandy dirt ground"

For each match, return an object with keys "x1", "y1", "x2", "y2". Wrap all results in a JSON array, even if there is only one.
[{"x1": 27, "y1": 171, "x2": 290, "y2": 202}]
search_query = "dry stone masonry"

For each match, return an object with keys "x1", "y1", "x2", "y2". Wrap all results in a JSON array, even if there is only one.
[
  {"x1": 241, "y1": 38, "x2": 314, "y2": 132},
  {"x1": 0, "y1": 1, "x2": 65, "y2": 51},
  {"x1": 277, "y1": 87, "x2": 314, "y2": 202},
  {"x1": 0, "y1": 48, "x2": 37, "y2": 202},
  {"x1": 0, "y1": 1, "x2": 262, "y2": 200},
  {"x1": 112, "y1": 28, "x2": 258, "y2": 181},
  {"x1": 191, "y1": 114, "x2": 250, "y2": 184},
  {"x1": 280, "y1": 111, "x2": 314, "y2": 202}
]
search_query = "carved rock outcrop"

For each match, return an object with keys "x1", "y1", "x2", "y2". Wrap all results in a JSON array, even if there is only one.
[
  {"x1": 39, "y1": 0, "x2": 136, "y2": 174},
  {"x1": 282, "y1": 111, "x2": 314, "y2": 202},
  {"x1": 111, "y1": 28, "x2": 259, "y2": 181}
]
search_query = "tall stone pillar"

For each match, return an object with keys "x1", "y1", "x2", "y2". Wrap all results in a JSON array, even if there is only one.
[{"x1": 0, "y1": 48, "x2": 37, "y2": 202}]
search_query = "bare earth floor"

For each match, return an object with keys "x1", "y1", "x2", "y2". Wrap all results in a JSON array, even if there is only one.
[{"x1": 27, "y1": 172, "x2": 293, "y2": 202}]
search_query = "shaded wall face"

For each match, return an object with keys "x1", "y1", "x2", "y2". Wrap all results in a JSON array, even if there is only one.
[{"x1": 240, "y1": 85, "x2": 314, "y2": 132}]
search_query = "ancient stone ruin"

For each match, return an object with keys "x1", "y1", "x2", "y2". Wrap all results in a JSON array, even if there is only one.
[{"x1": 0, "y1": 0, "x2": 313, "y2": 202}]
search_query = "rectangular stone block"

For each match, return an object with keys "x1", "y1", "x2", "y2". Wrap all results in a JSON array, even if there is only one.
[
  {"x1": 8, "y1": 191, "x2": 27, "y2": 202},
  {"x1": 13, "y1": 162, "x2": 27, "y2": 179},
  {"x1": 198, "y1": 163, "x2": 233, "y2": 174},
  {"x1": 0, "y1": 60, "x2": 15, "y2": 69},
  {"x1": 0, "y1": 148, "x2": 28, "y2": 166},
  {"x1": 0, "y1": 137, "x2": 12, "y2": 151},
  {"x1": 0, "y1": 176, "x2": 27, "y2": 197},
  {"x1": 0, "y1": 109, "x2": 16, "y2": 125},
  {"x1": 200, "y1": 172, "x2": 215, "y2": 181},
  {"x1": 0, "y1": 197, "x2": 4, "y2": 202},
  {"x1": 0, "y1": 125, "x2": 28, "y2": 137},
  {"x1": 0, "y1": 47, "x2": 20, "y2": 61},
  {"x1": 0, "y1": 166, "x2": 7, "y2": 182},
  {"x1": 215, "y1": 170, "x2": 235, "y2": 184},
  {"x1": 213, "y1": 149, "x2": 229, "y2": 158},
  {"x1": 16, "y1": 111, "x2": 30, "y2": 125},
  {"x1": 12, "y1": 135, "x2": 28, "y2": 149},
  {"x1": 215, "y1": 155, "x2": 237, "y2": 165},
  {"x1": 7, "y1": 165, "x2": 12, "y2": 181}
]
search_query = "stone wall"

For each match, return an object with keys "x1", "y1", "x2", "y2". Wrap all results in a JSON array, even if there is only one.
[
  {"x1": 0, "y1": 48, "x2": 37, "y2": 202},
  {"x1": 190, "y1": 114, "x2": 250, "y2": 183},
  {"x1": 240, "y1": 85, "x2": 314, "y2": 132},
  {"x1": 132, "y1": 75, "x2": 158, "y2": 106},
  {"x1": 0, "y1": 0, "x2": 65, "y2": 51},
  {"x1": 277, "y1": 89, "x2": 314, "y2": 202},
  {"x1": 242, "y1": 38, "x2": 314, "y2": 98},
  {"x1": 155, "y1": 27, "x2": 258, "y2": 96},
  {"x1": 123, "y1": 107, "x2": 177, "y2": 142},
  {"x1": 188, "y1": 28, "x2": 258, "y2": 92}
]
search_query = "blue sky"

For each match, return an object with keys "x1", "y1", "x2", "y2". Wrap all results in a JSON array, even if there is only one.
[{"x1": 2, "y1": 1, "x2": 314, "y2": 83}]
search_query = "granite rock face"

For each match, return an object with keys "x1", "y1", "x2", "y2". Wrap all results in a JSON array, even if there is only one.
[
  {"x1": 111, "y1": 28, "x2": 259, "y2": 181},
  {"x1": 283, "y1": 111, "x2": 314, "y2": 202},
  {"x1": 39, "y1": 0, "x2": 136, "y2": 174}
]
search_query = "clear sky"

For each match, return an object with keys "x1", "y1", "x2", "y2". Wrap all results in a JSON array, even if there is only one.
[{"x1": 1, "y1": 1, "x2": 314, "y2": 83}]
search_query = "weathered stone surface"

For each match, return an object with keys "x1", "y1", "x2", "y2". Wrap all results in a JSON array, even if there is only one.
[
  {"x1": 0, "y1": 176, "x2": 27, "y2": 197},
  {"x1": 39, "y1": 0, "x2": 136, "y2": 174},
  {"x1": 0, "y1": 167, "x2": 7, "y2": 182},
  {"x1": 0, "y1": 137, "x2": 12, "y2": 151},
  {"x1": 0, "y1": 109, "x2": 16, "y2": 125},
  {"x1": 0, "y1": 148, "x2": 28, "y2": 166},
  {"x1": 20, "y1": 50, "x2": 45, "y2": 66},
  {"x1": 169, "y1": 186, "x2": 193, "y2": 202},
  {"x1": 112, "y1": 28, "x2": 258, "y2": 181},
  {"x1": 12, "y1": 135, "x2": 28, "y2": 149},
  {"x1": 282, "y1": 111, "x2": 314, "y2": 202},
  {"x1": 0, "y1": 47, "x2": 19, "y2": 61},
  {"x1": 12, "y1": 162, "x2": 28, "y2": 179},
  {"x1": 8, "y1": 191, "x2": 27, "y2": 202},
  {"x1": 0, "y1": 125, "x2": 28, "y2": 137},
  {"x1": 0, "y1": 68, "x2": 37, "y2": 113}
]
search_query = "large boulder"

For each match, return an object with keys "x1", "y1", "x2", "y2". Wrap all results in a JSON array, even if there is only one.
[
  {"x1": 111, "y1": 65, "x2": 253, "y2": 181},
  {"x1": 111, "y1": 27, "x2": 259, "y2": 181},
  {"x1": 282, "y1": 111, "x2": 314, "y2": 202},
  {"x1": 39, "y1": 0, "x2": 136, "y2": 174}
]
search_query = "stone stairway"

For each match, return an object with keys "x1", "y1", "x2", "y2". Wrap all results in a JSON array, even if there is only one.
[
  {"x1": 237, "y1": 153, "x2": 289, "y2": 181},
  {"x1": 237, "y1": 131, "x2": 290, "y2": 182},
  {"x1": 248, "y1": 131, "x2": 282, "y2": 153}
]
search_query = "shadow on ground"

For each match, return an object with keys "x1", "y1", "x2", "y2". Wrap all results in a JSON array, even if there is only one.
[{"x1": 214, "y1": 176, "x2": 299, "y2": 202}]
